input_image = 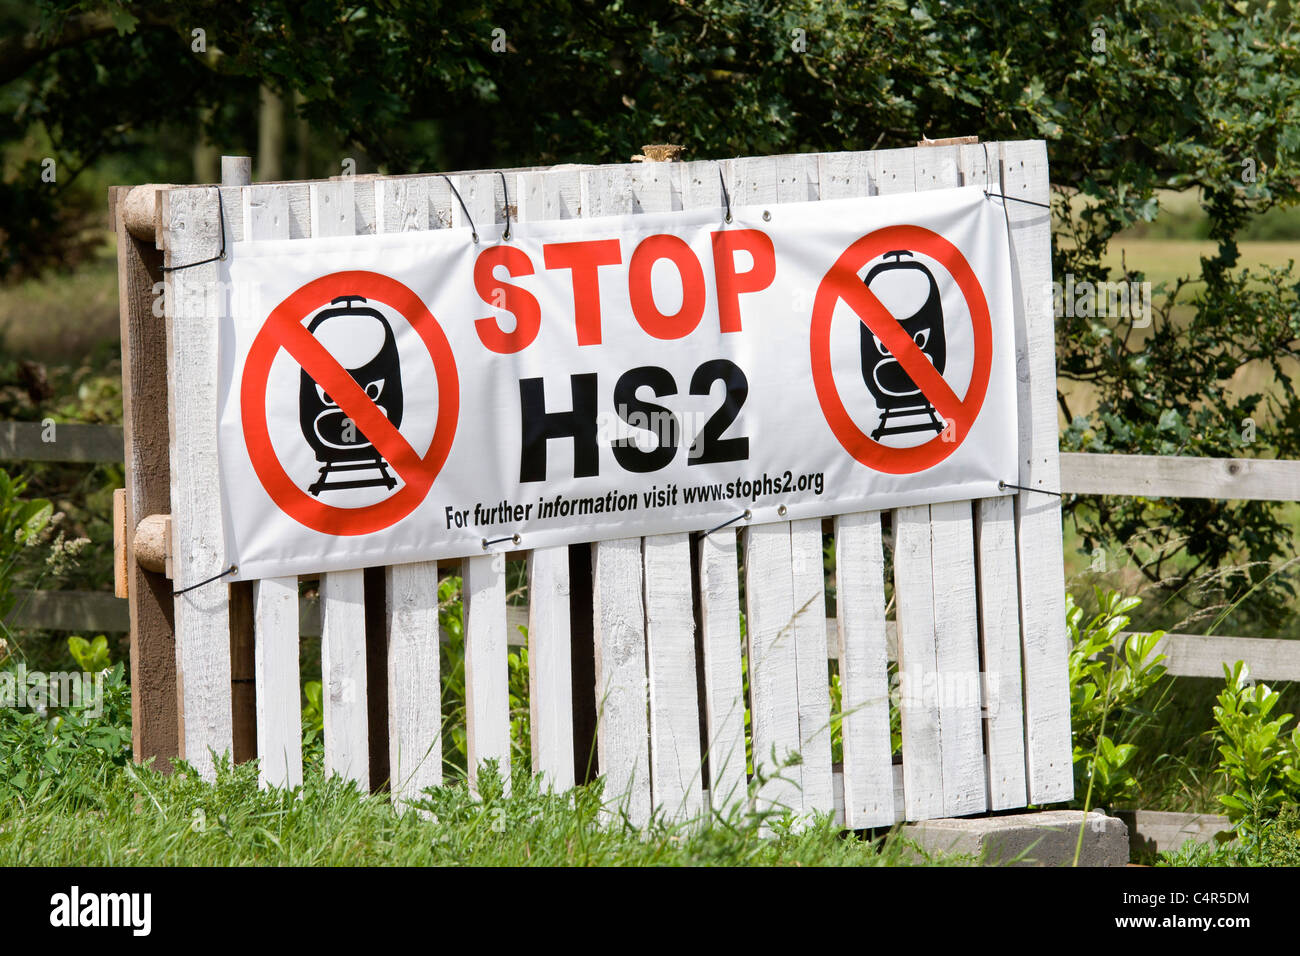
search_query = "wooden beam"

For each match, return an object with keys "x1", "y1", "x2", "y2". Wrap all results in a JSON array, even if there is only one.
[
  {"x1": 112, "y1": 183, "x2": 178, "y2": 771},
  {"x1": 0, "y1": 421, "x2": 123, "y2": 463},
  {"x1": 1060, "y1": 452, "x2": 1300, "y2": 501},
  {"x1": 1127, "y1": 631, "x2": 1300, "y2": 682}
]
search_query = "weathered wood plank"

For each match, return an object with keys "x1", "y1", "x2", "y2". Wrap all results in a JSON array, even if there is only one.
[
  {"x1": 643, "y1": 533, "x2": 704, "y2": 822},
  {"x1": 162, "y1": 183, "x2": 233, "y2": 780},
  {"x1": 528, "y1": 546, "x2": 575, "y2": 791},
  {"x1": 321, "y1": 567, "x2": 368, "y2": 785},
  {"x1": 253, "y1": 576, "x2": 301, "y2": 789},
  {"x1": 385, "y1": 561, "x2": 441, "y2": 806},
  {"x1": 973, "y1": 496, "x2": 1028, "y2": 810},
  {"x1": 789, "y1": 517, "x2": 834, "y2": 819},
  {"x1": 591, "y1": 537, "x2": 651, "y2": 825},
  {"x1": 929, "y1": 499, "x2": 987, "y2": 816},
  {"x1": 0, "y1": 421, "x2": 124, "y2": 463},
  {"x1": 833, "y1": 511, "x2": 895, "y2": 828},
  {"x1": 111, "y1": 181, "x2": 176, "y2": 770},
  {"x1": 462, "y1": 553, "x2": 511, "y2": 793},
  {"x1": 893, "y1": 504, "x2": 943, "y2": 819},
  {"x1": 1001, "y1": 140, "x2": 1074, "y2": 805},
  {"x1": 743, "y1": 522, "x2": 801, "y2": 821},
  {"x1": 696, "y1": 530, "x2": 748, "y2": 818},
  {"x1": 1060, "y1": 452, "x2": 1300, "y2": 502}
]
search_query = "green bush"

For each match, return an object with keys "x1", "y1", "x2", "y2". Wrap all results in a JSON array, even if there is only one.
[
  {"x1": 1212, "y1": 661, "x2": 1300, "y2": 845},
  {"x1": 1067, "y1": 589, "x2": 1167, "y2": 808}
]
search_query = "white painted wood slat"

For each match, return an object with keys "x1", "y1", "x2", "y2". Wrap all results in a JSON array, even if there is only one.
[
  {"x1": 528, "y1": 546, "x2": 574, "y2": 791},
  {"x1": 463, "y1": 553, "x2": 511, "y2": 792},
  {"x1": 833, "y1": 511, "x2": 895, "y2": 828},
  {"x1": 591, "y1": 537, "x2": 651, "y2": 825},
  {"x1": 163, "y1": 184, "x2": 233, "y2": 780},
  {"x1": 309, "y1": 179, "x2": 374, "y2": 788},
  {"x1": 789, "y1": 517, "x2": 834, "y2": 818},
  {"x1": 246, "y1": 180, "x2": 303, "y2": 792},
  {"x1": 385, "y1": 561, "x2": 441, "y2": 805},
  {"x1": 743, "y1": 522, "x2": 801, "y2": 821},
  {"x1": 321, "y1": 567, "x2": 368, "y2": 784},
  {"x1": 642, "y1": 533, "x2": 704, "y2": 822},
  {"x1": 973, "y1": 495, "x2": 1028, "y2": 810},
  {"x1": 1001, "y1": 140, "x2": 1074, "y2": 804},
  {"x1": 370, "y1": 174, "x2": 445, "y2": 807},
  {"x1": 696, "y1": 530, "x2": 748, "y2": 818}
]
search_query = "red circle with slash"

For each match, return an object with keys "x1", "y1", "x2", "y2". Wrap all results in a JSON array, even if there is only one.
[
  {"x1": 241, "y1": 270, "x2": 459, "y2": 535},
  {"x1": 809, "y1": 225, "x2": 992, "y2": 474}
]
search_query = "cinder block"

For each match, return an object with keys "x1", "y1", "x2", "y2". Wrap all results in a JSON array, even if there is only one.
[{"x1": 903, "y1": 810, "x2": 1128, "y2": 866}]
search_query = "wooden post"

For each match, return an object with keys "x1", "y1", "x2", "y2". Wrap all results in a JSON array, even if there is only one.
[
  {"x1": 112, "y1": 183, "x2": 179, "y2": 770},
  {"x1": 220, "y1": 156, "x2": 259, "y2": 765}
]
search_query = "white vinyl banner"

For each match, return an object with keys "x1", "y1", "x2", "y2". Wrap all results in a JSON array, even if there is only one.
[{"x1": 217, "y1": 184, "x2": 1018, "y2": 580}]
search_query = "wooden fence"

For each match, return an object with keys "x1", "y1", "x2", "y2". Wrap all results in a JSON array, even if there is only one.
[{"x1": 1, "y1": 139, "x2": 1293, "y2": 832}]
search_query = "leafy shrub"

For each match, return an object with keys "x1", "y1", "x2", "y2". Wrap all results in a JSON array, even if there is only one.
[
  {"x1": 1212, "y1": 661, "x2": 1300, "y2": 845},
  {"x1": 1068, "y1": 589, "x2": 1168, "y2": 808}
]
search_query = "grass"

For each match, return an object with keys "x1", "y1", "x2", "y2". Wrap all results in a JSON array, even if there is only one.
[{"x1": 0, "y1": 756, "x2": 972, "y2": 867}]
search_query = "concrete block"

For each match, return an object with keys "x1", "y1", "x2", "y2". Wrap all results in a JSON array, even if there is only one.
[{"x1": 903, "y1": 810, "x2": 1128, "y2": 866}]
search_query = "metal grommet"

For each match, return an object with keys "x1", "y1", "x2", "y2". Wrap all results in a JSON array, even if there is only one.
[
  {"x1": 743, "y1": 509, "x2": 752, "y2": 520},
  {"x1": 480, "y1": 537, "x2": 489, "y2": 550},
  {"x1": 511, "y1": 533, "x2": 521, "y2": 546},
  {"x1": 762, "y1": 210, "x2": 771, "y2": 221},
  {"x1": 777, "y1": 504, "x2": 788, "y2": 517}
]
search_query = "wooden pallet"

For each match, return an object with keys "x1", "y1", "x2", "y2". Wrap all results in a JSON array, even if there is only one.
[{"x1": 117, "y1": 141, "x2": 1074, "y2": 825}]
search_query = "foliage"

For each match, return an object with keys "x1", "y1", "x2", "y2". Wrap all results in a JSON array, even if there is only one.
[
  {"x1": 1067, "y1": 589, "x2": 1167, "y2": 807},
  {"x1": 1212, "y1": 661, "x2": 1300, "y2": 845},
  {"x1": 67, "y1": 633, "x2": 110, "y2": 672},
  {"x1": 0, "y1": 467, "x2": 54, "y2": 623},
  {"x1": 0, "y1": 659, "x2": 131, "y2": 807}
]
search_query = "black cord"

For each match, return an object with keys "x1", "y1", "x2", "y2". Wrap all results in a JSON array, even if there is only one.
[
  {"x1": 984, "y1": 191, "x2": 1052, "y2": 209},
  {"x1": 441, "y1": 174, "x2": 478, "y2": 243},
  {"x1": 999, "y1": 480, "x2": 1063, "y2": 498},
  {"x1": 161, "y1": 186, "x2": 226, "y2": 272},
  {"x1": 497, "y1": 170, "x2": 512, "y2": 241},
  {"x1": 718, "y1": 165, "x2": 732, "y2": 224},
  {"x1": 173, "y1": 564, "x2": 237, "y2": 596},
  {"x1": 481, "y1": 534, "x2": 521, "y2": 549},
  {"x1": 703, "y1": 509, "x2": 751, "y2": 537}
]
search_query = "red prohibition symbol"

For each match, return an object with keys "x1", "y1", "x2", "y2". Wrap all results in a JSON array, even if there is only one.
[
  {"x1": 809, "y1": 225, "x2": 992, "y2": 475},
  {"x1": 241, "y1": 270, "x2": 460, "y2": 536}
]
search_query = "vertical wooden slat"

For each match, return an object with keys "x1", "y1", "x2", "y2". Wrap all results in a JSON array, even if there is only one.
[
  {"x1": 929, "y1": 499, "x2": 987, "y2": 816},
  {"x1": 743, "y1": 522, "x2": 801, "y2": 820},
  {"x1": 386, "y1": 561, "x2": 441, "y2": 805},
  {"x1": 450, "y1": 172, "x2": 513, "y2": 794},
  {"x1": 893, "y1": 504, "x2": 942, "y2": 819},
  {"x1": 253, "y1": 576, "x2": 301, "y2": 788},
  {"x1": 370, "y1": 174, "x2": 442, "y2": 803},
  {"x1": 973, "y1": 495, "x2": 1028, "y2": 809},
  {"x1": 591, "y1": 537, "x2": 651, "y2": 825},
  {"x1": 528, "y1": 546, "x2": 575, "y2": 790},
  {"x1": 112, "y1": 183, "x2": 178, "y2": 769},
  {"x1": 643, "y1": 533, "x2": 704, "y2": 821},
  {"x1": 162, "y1": 183, "x2": 233, "y2": 780},
  {"x1": 833, "y1": 511, "x2": 895, "y2": 828},
  {"x1": 1001, "y1": 140, "x2": 1074, "y2": 804},
  {"x1": 789, "y1": 518, "x2": 833, "y2": 818},
  {"x1": 321, "y1": 567, "x2": 368, "y2": 784},
  {"x1": 307, "y1": 178, "x2": 373, "y2": 787},
  {"x1": 514, "y1": 170, "x2": 578, "y2": 792},
  {"x1": 241, "y1": 175, "x2": 305, "y2": 786},
  {"x1": 696, "y1": 530, "x2": 747, "y2": 817}
]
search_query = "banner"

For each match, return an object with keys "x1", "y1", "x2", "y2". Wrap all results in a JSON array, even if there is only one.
[{"x1": 217, "y1": 184, "x2": 1018, "y2": 580}]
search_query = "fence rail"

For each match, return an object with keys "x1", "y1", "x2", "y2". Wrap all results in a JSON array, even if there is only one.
[{"x1": 4, "y1": 435, "x2": 1297, "y2": 690}]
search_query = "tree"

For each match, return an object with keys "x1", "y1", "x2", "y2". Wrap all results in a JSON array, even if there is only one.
[{"x1": 3, "y1": 0, "x2": 1298, "y2": 622}]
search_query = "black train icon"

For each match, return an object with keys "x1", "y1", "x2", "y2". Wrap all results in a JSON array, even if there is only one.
[
  {"x1": 859, "y1": 250, "x2": 948, "y2": 440},
  {"x1": 298, "y1": 295, "x2": 404, "y2": 496}
]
